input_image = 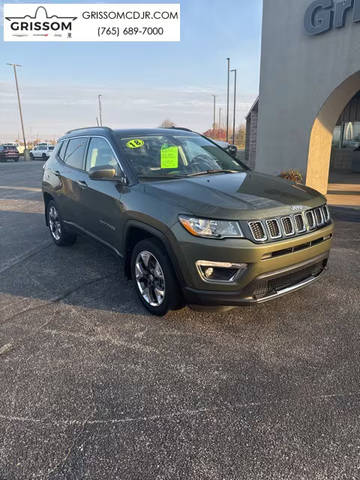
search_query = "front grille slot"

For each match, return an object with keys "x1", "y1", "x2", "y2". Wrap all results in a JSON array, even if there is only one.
[
  {"x1": 294, "y1": 214, "x2": 306, "y2": 232},
  {"x1": 281, "y1": 217, "x2": 295, "y2": 236},
  {"x1": 322, "y1": 205, "x2": 330, "y2": 222},
  {"x1": 248, "y1": 221, "x2": 267, "y2": 241},
  {"x1": 306, "y1": 211, "x2": 316, "y2": 229},
  {"x1": 314, "y1": 207, "x2": 324, "y2": 226},
  {"x1": 266, "y1": 219, "x2": 281, "y2": 239}
]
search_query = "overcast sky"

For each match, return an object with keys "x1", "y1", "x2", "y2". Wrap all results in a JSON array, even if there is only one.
[{"x1": 0, "y1": 0, "x2": 262, "y2": 142}]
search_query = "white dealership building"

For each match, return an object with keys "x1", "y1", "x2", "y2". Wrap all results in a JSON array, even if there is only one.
[{"x1": 246, "y1": 0, "x2": 360, "y2": 194}]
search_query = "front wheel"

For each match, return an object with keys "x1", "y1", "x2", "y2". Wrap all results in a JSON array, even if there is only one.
[
  {"x1": 30, "y1": 153, "x2": 34, "y2": 160},
  {"x1": 47, "y1": 200, "x2": 77, "y2": 246},
  {"x1": 131, "y1": 238, "x2": 184, "y2": 316}
]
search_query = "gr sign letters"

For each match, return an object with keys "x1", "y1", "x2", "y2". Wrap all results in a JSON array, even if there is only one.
[{"x1": 305, "y1": 0, "x2": 360, "y2": 35}]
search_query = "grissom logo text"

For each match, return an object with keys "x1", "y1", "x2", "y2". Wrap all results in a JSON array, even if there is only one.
[{"x1": 6, "y1": 6, "x2": 77, "y2": 36}]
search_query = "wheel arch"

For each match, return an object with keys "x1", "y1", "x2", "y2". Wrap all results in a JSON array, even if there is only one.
[{"x1": 123, "y1": 220, "x2": 185, "y2": 288}]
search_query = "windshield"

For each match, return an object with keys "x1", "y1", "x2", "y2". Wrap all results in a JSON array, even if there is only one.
[{"x1": 115, "y1": 133, "x2": 246, "y2": 179}]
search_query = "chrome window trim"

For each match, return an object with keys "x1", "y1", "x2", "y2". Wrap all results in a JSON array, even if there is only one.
[
  {"x1": 265, "y1": 219, "x2": 282, "y2": 239},
  {"x1": 248, "y1": 221, "x2": 267, "y2": 242},
  {"x1": 281, "y1": 216, "x2": 295, "y2": 236}
]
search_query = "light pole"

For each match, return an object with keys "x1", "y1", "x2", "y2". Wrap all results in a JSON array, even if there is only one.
[
  {"x1": 212, "y1": 95, "x2": 216, "y2": 130},
  {"x1": 98, "y1": 94, "x2": 103, "y2": 126},
  {"x1": 231, "y1": 68, "x2": 237, "y2": 145},
  {"x1": 7, "y1": 63, "x2": 27, "y2": 154},
  {"x1": 218, "y1": 107, "x2": 222, "y2": 131},
  {"x1": 226, "y1": 57, "x2": 230, "y2": 142}
]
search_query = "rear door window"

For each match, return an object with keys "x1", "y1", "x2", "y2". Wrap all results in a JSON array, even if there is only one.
[{"x1": 63, "y1": 137, "x2": 88, "y2": 170}]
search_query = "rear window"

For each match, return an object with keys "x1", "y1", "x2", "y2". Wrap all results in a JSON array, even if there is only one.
[{"x1": 4, "y1": 145, "x2": 17, "y2": 151}]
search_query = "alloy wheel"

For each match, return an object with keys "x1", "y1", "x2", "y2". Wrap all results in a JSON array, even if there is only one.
[
  {"x1": 48, "y1": 205, "x2": 62, "y2": 241},
  {"x1": 135, "y1": 250, "x2": 166, "y2": 307}
]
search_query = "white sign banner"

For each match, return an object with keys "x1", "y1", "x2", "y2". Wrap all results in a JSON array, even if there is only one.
[{"x1": 3, "y1": 3, "x2": 180, "y2": 42}]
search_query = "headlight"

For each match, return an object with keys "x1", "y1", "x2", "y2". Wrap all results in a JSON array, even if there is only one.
[{"x1": 179, "y1": 215, "x2": 243, "y2": 239}]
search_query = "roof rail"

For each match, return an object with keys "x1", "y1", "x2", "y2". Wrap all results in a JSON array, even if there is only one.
[
  {"x1": 65, "y1": 126, "x2": 112, "y2": 134},
  {"x1": 167, "y1": 126, "x2": 193, "y2": 132}
]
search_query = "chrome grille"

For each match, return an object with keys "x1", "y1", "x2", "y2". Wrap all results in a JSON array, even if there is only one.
[
  {"x1": 247, "y1": 204, "x2": 330, "y2": 243},
  {"x1": 281, "y1": 217, "x2": 295, "y2": 236},
  {"x1": 294, "y1": 214, "x2": 306, "y2": 233},
  {"x1": 266, "y1": 219, "x2": 281, "y2": 239},
  {"x1": 248, "y1": 221, "x2": 267, "y2": 241}
]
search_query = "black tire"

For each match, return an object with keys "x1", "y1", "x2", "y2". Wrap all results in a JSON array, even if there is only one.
[
  {"x1": 131, "y1": 238, "x2": 184, "y2": 316},
  {"x1": 46, "y1": 200, "x2": 77, "y2": 246},
  {"x1": 42, "y1": 153, "x2": 47, "y2": 160},
  {"x1": 30, "y1": 153, "x2": 34, "y2": 160},
  {"x1": 14, "y1": 157, "x2": 19, "y2": 162}
]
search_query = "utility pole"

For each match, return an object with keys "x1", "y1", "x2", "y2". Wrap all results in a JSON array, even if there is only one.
[
  {"x1": 98, "y1": 94, "x2": 103, "y2": 126},
  {"x1": 231, "y1": 68, "x2": 237, "y2": 145},
  {"x1": 212, "y1": 95, "x2": 216, "y2": 130},
  {"x1": 219, "y1": 107, "x2": 222, "y2": 131},
  {"x1": 7, "y1": 63, "x2": 27, "y2": 154},
  {"x1": 226, "y1": 57, "x2": 230, "y2": 142}
]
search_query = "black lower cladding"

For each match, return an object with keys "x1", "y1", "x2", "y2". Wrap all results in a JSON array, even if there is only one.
[{"x1": 244, "y1": 259, "x2": 327, "y2": 300}]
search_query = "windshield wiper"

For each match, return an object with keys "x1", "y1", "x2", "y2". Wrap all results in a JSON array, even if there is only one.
[{"x1": 185, "y1": 169, "x2": 239, "y2": 177}]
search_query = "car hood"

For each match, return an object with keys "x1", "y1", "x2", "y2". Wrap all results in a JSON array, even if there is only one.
[{"x1": 144, "y1": 172, "x2": 326, "y2": 220}]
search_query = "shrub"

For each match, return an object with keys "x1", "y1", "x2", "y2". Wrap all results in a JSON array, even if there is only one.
[{"x1": 279, "y1": 169, "x2": 303, "y2": 183}]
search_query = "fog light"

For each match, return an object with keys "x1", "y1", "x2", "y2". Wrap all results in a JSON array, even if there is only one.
[
  {"x1": 196, "y1": 261, "x2": 248, "y2": 284},
  {"x1": 204, "y1": 267, "x2": 214, "y2": 278}
]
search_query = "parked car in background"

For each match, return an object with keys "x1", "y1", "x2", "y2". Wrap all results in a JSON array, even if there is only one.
[
  {"x1": 42, "y1": 126, "x2": 333, "y2": 316},
  {"x1": 30, "y1": 143, "x2": 55, "y2": 160},
  {"x1": 0, "y1": 144, "x2": 19, "y2": 162}
]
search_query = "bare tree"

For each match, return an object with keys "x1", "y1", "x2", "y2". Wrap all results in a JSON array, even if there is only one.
[{"x1": 159, "y1": 119, "x2": 176, "y2": 128}]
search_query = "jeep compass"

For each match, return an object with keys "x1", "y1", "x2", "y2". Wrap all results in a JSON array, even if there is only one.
[{"x1": 42, "y1": 127, "x2": 333, "y2": 315}]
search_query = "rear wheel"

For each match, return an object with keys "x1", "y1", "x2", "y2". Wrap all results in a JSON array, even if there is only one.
[
  {"x1": 47, "y1": 200, "x2": 77, "y2": 246},
  {"x1": 131, "y1": 238, "x2": 184, "y2": 316}
]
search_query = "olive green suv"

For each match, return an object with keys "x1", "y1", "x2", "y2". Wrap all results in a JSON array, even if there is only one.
[{"x1": 42, "y1": 127, "x2": 333, "y2": 315}]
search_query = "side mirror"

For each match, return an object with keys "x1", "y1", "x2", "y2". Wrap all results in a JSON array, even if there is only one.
[
  {"x1": 226, "y1": 145, "x2": 238, "y2": 158},
  {"x1": 89, "y1": 165, "x2": 116, "y2": 180}
]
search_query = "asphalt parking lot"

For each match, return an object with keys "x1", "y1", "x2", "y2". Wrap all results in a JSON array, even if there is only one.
[{"x1": 0, "y1": 161, "x2": 360, "y2": 480}]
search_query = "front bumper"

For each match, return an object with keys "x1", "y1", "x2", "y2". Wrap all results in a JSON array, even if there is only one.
[
  {"x1": 169, "y1": 222, "x2": 334, "y2": 307},
  {"x1": 183, "y1": 252, "x2": 328, "y2": 306}
]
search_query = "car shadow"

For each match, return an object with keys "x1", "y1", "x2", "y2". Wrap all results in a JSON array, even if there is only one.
[{"x1": 0, "y1": 209, "x2": 156, "y2": 318}]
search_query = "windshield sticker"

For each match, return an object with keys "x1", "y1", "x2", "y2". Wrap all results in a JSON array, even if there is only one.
[
  {"x1": 161, "y1": 146, "x2": 178, "y2": 169},
  {"x1": 126, "y1": 139, "x2": 144, "y2": 149}
]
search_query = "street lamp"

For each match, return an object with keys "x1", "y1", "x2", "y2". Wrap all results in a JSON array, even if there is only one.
[
  {"x1": 226, "y1": 57, "x2": 230, "y2": 142},
  {"x1": 212, "y1": 95, "x2": 216, "y2": 130},
  {"x1": 7, "y1": 63, "x2": 27, "y2": 154},
  {"x1": 231, "y1": 68, "x2": 237, "y2": 145},
  {"x1": 98, "y1": 94, "x2": 103, "y2": 126},
  {"x1": 218, "y1": 107, "x2": 222, "y2": 131}
]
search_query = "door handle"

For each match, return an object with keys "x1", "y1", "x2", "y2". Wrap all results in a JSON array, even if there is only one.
[
  {"x1": 53, "y1": 170, "x2": 61, "y2": 177},
  {"x1": 77, "y1": 180, "x2": 88, "y2": 189}
]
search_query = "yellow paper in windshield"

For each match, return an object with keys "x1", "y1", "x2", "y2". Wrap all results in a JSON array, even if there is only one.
[{"x1": 161, "y1": 146, "x2": 178, "y2": 169}]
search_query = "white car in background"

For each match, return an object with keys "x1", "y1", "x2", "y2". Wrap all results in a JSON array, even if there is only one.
[{"x1": 30, "y1": 143, "x2": 55, "y2": 160}]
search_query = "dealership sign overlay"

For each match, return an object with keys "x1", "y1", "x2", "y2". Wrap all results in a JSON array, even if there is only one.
[{"x1": 3, "y1": 4, "x2": 180, "y2": 42}]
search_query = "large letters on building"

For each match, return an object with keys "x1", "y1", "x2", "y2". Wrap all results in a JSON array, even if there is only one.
[{"x1": 305, "y1": 0, "x2": 360, "y2": 35}]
